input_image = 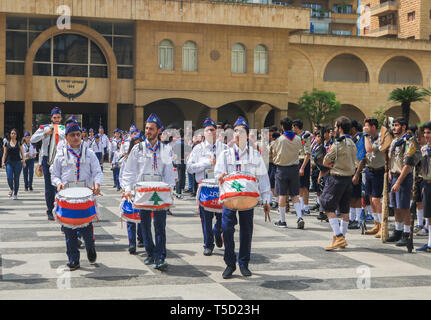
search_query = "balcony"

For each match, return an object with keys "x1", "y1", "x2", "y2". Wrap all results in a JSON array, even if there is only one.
[
  {"x1": 370, "y1": 24, "x2": 397, "y2": 37},
  {"x1": 332, "y1": 12, "x2": 358, "y2": 25},
  {"x1": 370, "y1": 1, "x2": 398, "y2": 17}
]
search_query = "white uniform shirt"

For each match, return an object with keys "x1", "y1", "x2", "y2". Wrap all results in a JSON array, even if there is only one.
[
  {"x1": 121, "y1": 141, "x2": 176, "y2": 192},
  {"x1": 187, "y1": 140, "x2": 228, "y2": 183},
  {"x1": 112, "y1": 150, "x2": 122, "y2": 166},
  {"x1": 215, "y1": 144, "x2": 272, "y2": 204},
  {"x1": 99, "y1": 133, "x2": 109, "y2": 151},
  {"x1": 109, "y1": 137, "x2": 122, "y2": 154},
  {"x1": 22, "y1": 142, "x2": 37, "y2": 159},
  {"x1": 90, "y1": 140, "x2": 104, "y2": 153},
  {"x1": 50, "y1": 144, "x2": 103, "y2": 188},
  {"x1": 30, "y1": 124, "x2": 65, "y2": 157},
  {"x1": 81, "y1": 139, "x2": 90, "y2": 149},
  {"x1": 120, "y1": 138, "x2": 131, "y2": 155}
]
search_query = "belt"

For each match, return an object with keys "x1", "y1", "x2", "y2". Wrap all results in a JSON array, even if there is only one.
[
  {"x1": 367, "y1": 166, "x2": 385, "y2": 172},
  {"x1": 390, "y1": 172, "x2": 400, "y2": 177},
  {"x1": 330, "y1": 174, "x2": 352, "y2": 178}
]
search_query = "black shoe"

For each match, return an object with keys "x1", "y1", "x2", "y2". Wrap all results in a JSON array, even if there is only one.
[
  {"x1": 387, "y1": 230, "x2": 403, "y2": 243},
  {"x1": 297, "y1": 218, "x2": 305, "y2": 229},
  {"x1": 128, "y1": 246, "x2": 136, "y2": 254},
  {"x1": 86, "y1": 247, "x2": 97, "y2": 263},
  {"x1": 144, "y1": 256, "x2": 154, "y2": 265},
  {"x1": 25, "y1": 187, "x2": 28, "y2": 191},
  {"x1": 396, "y1": 232, "x2": 410, "y2": 247},
  {"x1": 47, "y1": 213, "x2": 55, "y2": 221},
  {"x1": 310, "y1": 203, "x2": 320, "y2": 211},
  {"x1": 67, "y1": 261, "x2": 80, "y2": 271},
  {"x1": 388, "y1": 206, "x2": 395, "y2": 217},
  {"x1": 215, "y1": 236, "x2": 223, "y2": 248},
  {"x1": 154, "y1": 259, "x2": 168, "y2": 270},
  {"x1": 240, "y1": 267, "x2": 252, "y2": 277},
  {"x1": 222, "y1": 265, "x2": 236, "y2": 279},
  {"x1": 29, "y1": 186, "x2": 33, "y2": 191},
  {"x1": 348, "y1": 221, "x2": 360, "y2": 230},
  {"x1": 203, "y1": 248, "x2": 213, "y2": 256},
  {"x1": 274, "y1": 220, "x2": 287, "y2": 228},
  {"x1": 137, "y1": 241, "x2": 144, "y2": 248},
  {"x1": 271, "y1": 202, "x2": 279, "y2": 210},
  {"x1": 77, "y1": 239, "x2": 83, "y2": 249},
  {"x1": 317, "y1": 212, "x2": 327, "y2": 221}
]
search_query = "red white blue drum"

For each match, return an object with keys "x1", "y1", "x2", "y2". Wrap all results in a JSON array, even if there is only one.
[
  {"x1": 219, "y1": 172, "x2": 259, "y2": 210},
  {"x1": 121, "y1": 194, "x2": 141, "y2": 222},
  {"x1": 197, "y1": 178, "x2": 222, "y2": 213},
  {"x1": 55, "y1": 187, "x2": 97, "y2": 228}
]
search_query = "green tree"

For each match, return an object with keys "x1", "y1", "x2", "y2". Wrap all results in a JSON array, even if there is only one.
[
  {"x1": 372, "y1": 106, "x2": 386, "y2": 129},
  {"x1": 297, "y1": 88, "x2": 341, "y2": 127},
  {"x1": 388, "y1": 86, "x2": 430, "y2": 125}
]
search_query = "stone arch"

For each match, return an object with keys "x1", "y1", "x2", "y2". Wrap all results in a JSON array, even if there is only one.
[
  {"x1": 288, "y1": 48, "x2": 315, "y2": 100},
  {"x1": 385, "y1": 105, "x2": 421, "y2": 125},
  {"x1": 323, "y1": 53, "x2": 369, "y2": 83},
  {"x1": 217, "y1": 103, "x2": 247, "y2": 126},
  {"x1": 339, "y1": 104, "x2": 367, "y2": 123},
  {"x1": 378, "y1": 55, "x2": 423, "y2": 85},
  {"x1": 24, "y1": 23, "x2": 118, "y2": 133}
]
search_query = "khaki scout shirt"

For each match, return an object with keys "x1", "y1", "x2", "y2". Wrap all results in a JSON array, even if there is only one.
[
  {"x1": 420, "y1": 144, "x2": 431, "y2": 181},
  {"x1": 323, "y1": 135, "x2": 357, "y2": 176},
  {"x1": 365, "y1": 134, "x2": 385, "y2": 169},
  {"x1": 298, "y1": 130, "x2": 312, "y2": 160},
  {"x1": 270, "y1": 133, "x2": 302, "y2": 166},
  {"x1": 388, "y1": 134, "x2": 418, "y2": 175}
]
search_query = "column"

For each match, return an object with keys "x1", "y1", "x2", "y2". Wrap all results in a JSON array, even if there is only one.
[
  {"x1": 134, "y1": 105, "x2": 144, "y2": 130},
  {"x1": 108, "y1": 102, "x2": 117, "y2": 135},
  {"x1": 209, "y1": 108, "x2": 218, "y2": 123},
  {"x1": 246, "y1": 112, "x2": 255, "y2": 129},
  {"x1": 0, "y1": 103, "x2": 4, "y2": 137},
  {"x1": 274, "y1": 109, "x2": 288, "y2": 128}
]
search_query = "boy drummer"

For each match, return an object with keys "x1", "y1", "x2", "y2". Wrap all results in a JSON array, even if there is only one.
[{"x1": 51, "y1": 121, "x2": 103, "y2": 271}]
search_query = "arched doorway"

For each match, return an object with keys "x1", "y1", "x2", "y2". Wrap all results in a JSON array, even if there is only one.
[
  {"x1": 217, "y1": 103, "x2": 247, "y2": 126},
  {"x1": 379, "y1": 56, "x2": 422, "y2": 85},
  {"x1": 339, "y1": 104, "x2": 366, "y2": 123}
]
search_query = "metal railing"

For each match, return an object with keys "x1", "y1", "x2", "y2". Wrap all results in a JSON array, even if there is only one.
[
  {"x1": 370, "y1": 1, "x2": 397, "y2": 12},
  {"x1": 370, "y1": 24, "x2": 397, "y2": 33}
]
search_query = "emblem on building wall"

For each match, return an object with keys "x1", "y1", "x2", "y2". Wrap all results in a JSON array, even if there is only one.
[{"x1": 55, "y1": 78, "x2": 87, "y2": 100}]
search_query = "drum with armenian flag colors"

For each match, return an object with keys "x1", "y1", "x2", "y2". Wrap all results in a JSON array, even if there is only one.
[
  {"x1": 197, "y1": 178, "x2": 223, "y2": 213},
  {"x1": 219, "y1": 172, "x2": 260, "y2": 211},
  {"x1": 133, "y1": 181, "x2": 173, "y2": 211},
  {"x1": 55, "y1": 187, "x2": 97, "y2": 228}
]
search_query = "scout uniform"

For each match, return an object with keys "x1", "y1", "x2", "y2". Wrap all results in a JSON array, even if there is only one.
[
  {"x1": 90, "y1": 134, "x2": 104, "y2": 171},
  {"x1": 50, "y1": 122, "x2": 103, "y2": 271},
  {"x1": 30, "y1": 107, "x2": 65, "y2": 220},
  {"x1": 416, "y1": 143, "x2": 431, "y2": 251},
  {"x1": 215, "y1": 116, "x2": 271, "y2": 279},
  {"x1": 321, "y1": 134, "x2": 357, "y2": 250},
  {"x1": 187, "y1": 117, "x2": 228, "y2": 256},
  {"x1": 298, "y1": 130, "x2": 312, "y2": 212},
  {"x1": 270, "y1": 129, "x2": 304, "y2": 228},
  {"x1": 121, "y1": 114, "x2": 175, "y2": 270},
  {"x1": 22, "y1": 132, "x2": 37, "y2": 191}
]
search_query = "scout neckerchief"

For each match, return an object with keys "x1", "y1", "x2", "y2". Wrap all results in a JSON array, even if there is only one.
[
  {"x1": 67, "y1": 145, "x2": 82, "y2": 182},
  {"x1": 283, "y1": 131, "x2": 296, "y2": 141},
  {"x1": 146, "y1": 140, "x2": 160, "y2": 170},
  {"x1": 233, "y1": 143, "x2": 249, "y2": 172}
]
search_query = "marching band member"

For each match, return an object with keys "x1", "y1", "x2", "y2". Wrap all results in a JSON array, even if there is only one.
[
  {"x1": 187, "y1": 117, "x2": 228, "y2": 256},
  {"x1": 321, "y1": 116, "x2": 357, "y2": 251},
  {"x1": 88, "y1": 128, "x2": 95, "y2": 144},
  {"x1": 90, "y1": 134, "x2": 104, "y2": 171},
  {"x1": 215, "y1": 116, "x2": 271, "y2": 279},
  {"x1": 50, "y1": 121, "x2": 103, "y2": 271},
  {"x1": 22, "y1": 132, "x2": 37, "y2": 191},
  {"x1": 98, "y1": 126, "x2": 110, "y2": 161},
  {"x1": 81, "y1": 128, "x2": 90, "y2": 149},
  {"x1": 387, "y1": 118, "x2": 421, "y2": 246},
  {"x1": 120, "y1": 126, "x2": 139, "y2": 156},
  {"x1": 30, "y1": 106, "x2": 65, "y2": 220},
  {"x1": 416, "y1": 121, "x2": 431, "y2": 251},
  {"x1": 362, "y1": 118, "x2": 386, "y2": 237},
  {"x1": 271, "y1": 117, "x2": 305, "y2": 229},
  {"x1": 109, "y1": 129, "x2": 122, "y2": 187},
  {"x1": 292, "y1": 119, "x2": 312, "y2": 216},
  {"x1": 122, "y1": 113, "x2": 175, "y2": 271}
]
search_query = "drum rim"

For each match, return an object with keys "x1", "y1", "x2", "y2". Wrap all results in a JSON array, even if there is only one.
[{"x1": 57, "y1": 188, "x2": 93, "y2": 198}]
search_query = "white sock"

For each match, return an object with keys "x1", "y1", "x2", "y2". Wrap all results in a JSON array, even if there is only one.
[
  {"x1": 375, "y1": 213, "x2": 382, "y2": 223},
  {"x1": 317, "y1": 197, "x2": 320, "y2": 205},
  {"x1": 417, "y1": 209, "x2": 424, "y2": 227},
  {"x1": 426, "y1": 218, "x2": 429, "y2": 229},
  {"x1": 299, "y1": 197, "x2": 304, "y2": 210},
  {"x1": 349, "y1": 208, "x2": 356, "y2": 221},
  {"x1": 367, "y1": 205, "x2": 372, "y2": 215},
  {"x1": 395, "y1": 222, "x2": 404, "y2": 231},
  {"x1": 294, "y1": 202, "x2": 303, "y2": 219},
  {"x1": 355, "y1": 208, "x2": 362, "y2": 222},
  {"x1": 329, "y1": 218, "x2": 342, "y2": 236},
  {"x1": 404, "y1": 225, "x2": 411, "y2": 233},
  {"x1": 427, "y1": 228, "x2": 431, "y2": 247},
  {"x1": 340, "y1": 220, "x2": 349, "y2": 236},
  {"x1": 304, "y1": 205, "x2": 309, "y2": 211},
  {"x1": 279, "y1": 206, "x2": 286, "y2": 223}
]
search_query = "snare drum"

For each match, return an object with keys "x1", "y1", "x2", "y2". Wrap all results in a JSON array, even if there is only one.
[
  {"x1": 197, "y1": 178, "x2": 222, "y2": 213},
  {"x1": 134, "y1": 181, "x2": 173, "y2": 211},
  {"x1": 219, "y1": 172, "x2": 260, "y2": 210},
  {"x1": 55, "y1": 187, "x2": 97, "y2": 228},
  {"x1": 120, "y1": 194, "x2": 141, "y2": 223}
]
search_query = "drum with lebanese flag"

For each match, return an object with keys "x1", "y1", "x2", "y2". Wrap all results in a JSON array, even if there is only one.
[
  {"x1": 197, "y1": 178, "x2": 223, "y2": 213},
  {"x1": 55, "y1": 187, "x2": 97, "y2": 228},
  {"x1": 133, "y1": 181, "x2": 173, "y2": 211},
  {"x1": 219, "y1": 172, "x2": 260, "y2": 211},
  {"x1": 120, "y1": 194, "x2": 141, "y2": 222}
]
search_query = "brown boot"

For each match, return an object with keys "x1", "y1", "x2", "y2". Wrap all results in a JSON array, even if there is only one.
[
  {"x1": 365, "y1": 222, "x2": 380, "y2": 235},
  {"x1": 325, "y1": 235, "x2": 347, "y2": 251},
  {"x1": 374, "y1": 223, "x2": 382, "y2": 238}
]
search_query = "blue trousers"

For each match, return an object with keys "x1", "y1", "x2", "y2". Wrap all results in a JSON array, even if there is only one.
[
  {"x1": 127, "y1": 221, "x2": 144, "y2": 247},
  {"x1": 63, "y1": 223, "x2": 95, "y2": 263},
  {"x1": 139, "y1": 210, "x2": 167, "y2": 260},
  {"x1": 113, "y1": 166, "x2": 120, "y2": 189},
  {"x1": 42, "y1": 156, "x2": 56, "y2": 214},
  {"x1": 199, "y1": 206, "x2": 222, "y2": 250},
  {"x1": 221, "y1": 206, "x2": 254, "y2": 269},
  {"x1": 6, "y1": 160, "x2": 22, "y2": 195},
  {"x1": 23, "y1": 158, "x2": 34, "y2": 189},
  {"x1": 187, "y1": 173, "x2": 194, "y2": 191},
  {"x1": 95, "y1": 152, "x2": 103, "y2": 171}
]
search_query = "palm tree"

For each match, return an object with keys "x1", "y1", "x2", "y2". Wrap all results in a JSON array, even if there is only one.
[{"x1": 388, "y1": 86, "x2": 430, "y2": 124}]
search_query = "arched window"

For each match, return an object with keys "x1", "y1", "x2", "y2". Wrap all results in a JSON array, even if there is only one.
[
  {"x1": 159, "y1": 39, "x2": 174, "y2": 70},
  {"x1": 254, "y1": 44, "x2": 268, "y2": 74},
  {"x1": 232, "y1": 43, "x2": 246, "y2": 74},
  {"x1": 182, "y1": 41, "x2": 197, "y2": 72}
]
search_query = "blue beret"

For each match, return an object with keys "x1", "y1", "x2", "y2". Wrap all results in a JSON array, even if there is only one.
[
  {"x1": 51, "y1": 107, "x2": 62, "y2": 115},
  {"x1": 234, "y1": 116, "x2": 249, "y2": 129},
  {"x1": 203, "y1": 117, "x2": 217, "y2": 129},
  {"x1": 65, "y1": 121, "x2": 82, "y2": 135}
]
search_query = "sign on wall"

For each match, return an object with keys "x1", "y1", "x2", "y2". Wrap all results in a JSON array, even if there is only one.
[{"x1": 55, "y1": 78, "x2": 87, "y2": 101}]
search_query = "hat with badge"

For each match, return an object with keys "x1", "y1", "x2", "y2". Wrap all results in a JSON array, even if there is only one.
[
  {"x1": 203, "y1": 117, "x2": 217, "y2": 129},
  {"x1": 146, "y1": 113, "x2": 164, "y2": 131},
  {"x1": 233, "y1": 116, "x2": 249, "y2": 129}
]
